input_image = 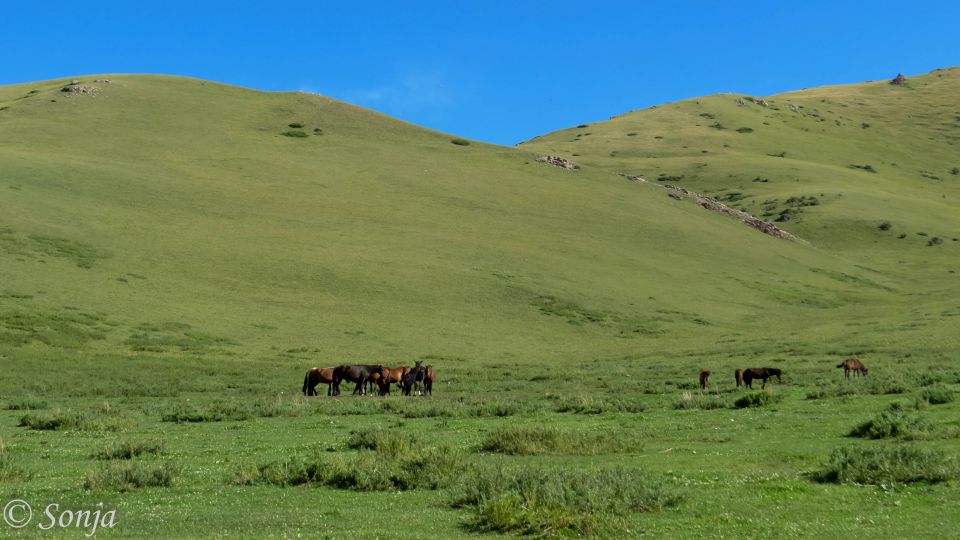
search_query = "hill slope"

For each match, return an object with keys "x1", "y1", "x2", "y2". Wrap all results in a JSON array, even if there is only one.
[
  {"x1": 0, "y1": 75, "x2": 920, "y2": 364},
  {"x1": 522, "y1": 68, "x2": 960, "y2": 267}
]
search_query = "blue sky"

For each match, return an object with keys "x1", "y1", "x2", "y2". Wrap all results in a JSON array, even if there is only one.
[{"x1": 2, "y1": 1, "x2": 957, "y2": 145}]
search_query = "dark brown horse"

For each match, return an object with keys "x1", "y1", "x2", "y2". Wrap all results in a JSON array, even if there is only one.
[
  {"x1": 401, "y1": 361, "x2": 427, "y2": 396},
  {"x1": 735, "y1": 369, "x2": 744, "y2": 388},
  {"x1": 699, "y1": 370, "x2": 711, "y2": 390},
  {"x1": 838, "y1": 357, "x2": 868, "y2": 378},
  {"x1": 332, "y1": 364, "x2": 385, "y2": 396},
  {"x1": 302, "y1": 367, "x2": 335, "y2": 396},
  {"x1": 742, "y1": 367, "x2": 782, "y2": 389}
]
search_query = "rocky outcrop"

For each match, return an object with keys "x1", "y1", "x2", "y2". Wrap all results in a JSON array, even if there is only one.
[
  {"x1": 536, "y1": 156, "x2": 578, "y2": 170},
  {"x1": 60, "y1": 80, "x2": 101, "y2": 96},
  {"x1": 662, "y1": 184, "x2": 798, "y2": 241},
  {"x1": 890, "y1": 73, "x2": 907, "y2": 85}
]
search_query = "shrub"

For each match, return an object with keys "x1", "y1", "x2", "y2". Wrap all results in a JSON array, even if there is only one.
[
  {"x1": 928, "y1": 237, "x2": 943, "y2": 246},
  {"x1": 287, "y1": 122, "x2": 303, "y2": 128},
  {"x1": 237, "y1": 443, "x2": 463, "y2": 491},
  {"x1": 93, "y1": 440, "x2": 164, "y2": 460},
  {"x1": 83, "y1": 462, "x2": 176, "y2": 491},
  {"x1": 450, "y1": 464, "x2": 682, "y2": 536},
  {"x1": 815, "y1": 445, "x2": 956, "y2": 486},
  {"x1": 920, "y1": 384, "x2": 954, "y2": 405},
  {"x1": 480, "y1": 427, "x2": 637, "y2": 456},
  {"x1": 281, "y1": 130, "x2": 309, "y2": 138},
  {"x1": 878, "y1": 221, "x2": 892, "y2": 231},
  {"x1": 733, "y1": 391, "x2": 781, "y2": 409},
  {"x1": 161, "y1": 401, "x2": 251, "y2": 423},
  {"x1": 19, "y1": 408, "x2": 133, "y2": 432},
  {"x1": 554, "y1": 395, "x2": 645, "y2": 414},
  {"x1": 451, "y1": 138, "x2": 471, "y2": 146},
  {"x1": 673, "y1": 392, "x2": 727, "y2": 410},
  {"x1": 736, "y1": 127, "x2": 754, "y2": 133},
  {"x1": 951, "y1": 167, "x2": 959, "y2": 176},
  {"x1": 6, "y1": 398, "x2": 48, "y2": 410},
  {"x1": 0, "y1": 446, "x2": 27, "y2": 482},
  {"x1": 253, "y1": 395, "x2": 311, "y2": 417},
  {"x1": 848, "y1": 408, "x2": 930, "y2": 440}
]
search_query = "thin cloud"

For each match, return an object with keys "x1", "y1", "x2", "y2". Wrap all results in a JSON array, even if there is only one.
[{"x1": 342, "y1": 72, "x2": 453, "y2": 115}]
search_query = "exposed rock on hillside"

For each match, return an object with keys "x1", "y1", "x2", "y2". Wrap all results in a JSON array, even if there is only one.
[
  {"x1": 890, "y1": 73, "x2": 907, "y2": 85},
  {"x1": 537, "y1": 155, "x2": 578, "y2": 170}
]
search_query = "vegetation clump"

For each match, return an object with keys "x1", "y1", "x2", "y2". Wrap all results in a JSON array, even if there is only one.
[
  {"x1": 815, "y1": 445, "x2": 956, "y2": 486},
  {"x1": 236, "y1": 436, "x2": 462, "y2": 491},
  {"x1": 83, "y1": 462, "x2": 177, "y2": 491},
  {"x1": 281, "y1": 130, "x2": 309, "y2": 138},
  {"x1": 450, "y1": 465, "x2": 682, "y2": 536},
  {"x1": 733, "y1": 391, "x2": 781, "y2": 409},
  {"x1": 480, "y1": 426, "x2": 638, "y2": 455},
  {"x1": 451, "y1": 138, "x2": 471, "y2": 146},
  {"x1": 920, "y1": 384, "x2": 954, "y2": 405},
  {"x1": 848, "y1": 406, "x2": 930, "y2": 440}
]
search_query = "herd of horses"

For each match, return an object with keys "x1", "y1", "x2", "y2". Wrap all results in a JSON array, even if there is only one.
[
  {"x1": 302, "y1": 360, "x2": 436, "y2": 397},
  {"x1": 302, "y1": 356, "x2": 870, "y2": 398},
  {"x1": 697, "y1": 357, "x2": 869, "y2": 390}
]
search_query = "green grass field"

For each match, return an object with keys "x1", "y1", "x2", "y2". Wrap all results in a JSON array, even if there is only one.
[{"x1": 0, "y1": 72, "x2": 958, "y2": 538}]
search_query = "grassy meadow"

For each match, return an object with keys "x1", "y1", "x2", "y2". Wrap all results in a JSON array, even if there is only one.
[{"x1": 0, "y1": 73, "x2": 958, "y2": 537}]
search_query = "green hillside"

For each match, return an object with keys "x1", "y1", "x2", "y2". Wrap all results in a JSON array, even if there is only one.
[
  {"x1": 0, "y1": 74, "x2": 913, "y2": 362},
  {"x1": 0, "y1": 74, "x2": 958, "y2": 538},
  {"x1": 522, "y1": 68, "x2": 960, "y2": 267}
]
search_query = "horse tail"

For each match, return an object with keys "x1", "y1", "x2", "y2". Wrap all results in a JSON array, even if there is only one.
[
  {"x1": 302, "y1": 370, "x2": 310, "y2": 395},
  {"x1": 836, "y1": 363, "x2": 844, "y2": 368}
]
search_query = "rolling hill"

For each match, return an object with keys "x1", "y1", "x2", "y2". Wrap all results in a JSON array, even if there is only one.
[{"x1": 0, "y1": 74, "x2": 927, "y2": 365}]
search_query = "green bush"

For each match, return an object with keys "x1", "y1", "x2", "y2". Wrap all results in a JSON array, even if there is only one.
[
  {"x1": 450, "y1": 138, "x2": 471, "y2": 146},
  {"x1": 673, "y1": 392, "x2": 727, "y2": 410},
  {"x1": 83, "y1": 462, "x2": 177, "y2": 491},
  {"x1": 815, "y1": 445, "x2": 956, "y2": 486},
  {"x1": 554, "y1": 395, "x2": 645, "y2": 414},
  {"x1": 450, "y1": 464, "x2": 682, "y2": 536},
  {"x1": 848, "y1": 409, "x2": 929, "y2": 440},
  {"x1": 19, "y1": 408, "x2": 133, "y2": 432},
  {"x1": 281, "y1": 130, "x2": 309, "y2": 138},
  {"x1": 733, "y1": 391, "x2": 781, "y2": 409},
  {"x1": 236, "y1": 442, "x2": 463, "y2": 491},
  {"x1": 161, "y1": 401, "x2": 252, "y2": 423},
  {"x1": 93, "y1": 440, "x2": 164, "y2": 460},
  {"x1": 6, "y1": 398, "x2": 48, "y2": 410},
  {"x1": 287, "y1": 122, "x2": 304, "y2": 128},
  {"x1": 480, "y1": 427, "x2": 637, "y2": 456},
  {"x1": 920, "y1": 384, "x2": 954, "y2": 405}
]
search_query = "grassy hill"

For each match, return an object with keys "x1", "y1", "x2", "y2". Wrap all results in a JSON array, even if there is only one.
[
  {"x1": 0, "y1": 74, "x2": 957, "y2": 538},
  {"x1": 0, "y1": 74, "x2": 912, "y2": 362},
  {"x1": 522, "y1": 68, "x2": 960, "y2": 264}
]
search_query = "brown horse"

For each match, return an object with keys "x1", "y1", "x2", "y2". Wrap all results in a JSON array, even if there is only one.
[
  {"x1": 735, "y1": 369, "x2": 744, "y2": 388},
  {"x1": 742, "y1": 368, "x2": 782, "y2": 390},
  {"x1": 838, "y1": 357, "x2": 868, "y2": 378},
  {"x1": 424, "y1": 365, "x2": 436, "y2": 395},
  {"x1": 302, "y1": 367, "x2": 335, "y2": 396},
  {"x1": 375, "y1": 366, "x2": 411, "y2": 396},
  {"x1": 699, "y1": 370, "x2": 711, "y2": 390}
]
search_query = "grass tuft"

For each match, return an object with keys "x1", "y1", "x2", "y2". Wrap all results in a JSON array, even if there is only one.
[
  {"x1": 815, "y1": 445, "x2": 957, "y2": 486},
  {"x1": 83, "y1": 461, "x2": 177, "y2": 491},
  {"x1": 450, "y1": 464, "x2": 682, "y2": 536}
]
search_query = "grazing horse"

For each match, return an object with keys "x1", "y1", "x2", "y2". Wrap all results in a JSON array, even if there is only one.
[
  {"x1": 302, "y1": 367, "x2": 335, "y2": 396},
  {"x1": 401, "y1": 361, "x2": 427, "y2": 396},
  {"x1": 735, "y1": 369, "x2": 744, "y2": 388},
  {"x1": 332, "y1": 364, "x2": 385, "y2": 396},
  {"x1": 838, "y1": 357, "x2": 868, "y2": 378},
  {"x1": 742, "y1": 367, "x2": 782, "y2": 389},
  {"x1": 699, "y1": 370, "x2": 711, "y2": 390}
]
